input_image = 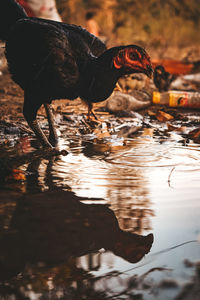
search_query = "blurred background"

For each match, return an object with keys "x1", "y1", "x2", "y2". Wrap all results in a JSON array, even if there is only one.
[
  {"x1": 2, "y1": 0, "x2": 200, "y2": 71},
  {"x1": 55, "y1": 0, "x2": 200, "y2": 60}
]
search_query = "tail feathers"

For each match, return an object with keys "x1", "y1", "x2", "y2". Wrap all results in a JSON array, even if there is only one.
[{"x1": 0, "y1": 0, "x2": 27, "y2": 41}]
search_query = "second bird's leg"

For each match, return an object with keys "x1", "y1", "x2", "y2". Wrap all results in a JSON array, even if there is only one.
[{"x1": 44, "y1": 104, "x2": 58, "y2": 146}]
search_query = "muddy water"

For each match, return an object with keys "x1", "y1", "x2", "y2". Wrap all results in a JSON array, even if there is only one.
[{"x1": 0, "y1": 124, "x2": 200, "y2": 300}]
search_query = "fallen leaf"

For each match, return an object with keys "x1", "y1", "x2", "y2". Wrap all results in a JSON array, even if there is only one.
[
  {"x1": 93, "y1": 128, "x2": 110, "y2": 139},
  {"x1": 141, "y1": 128, "x2": 154, "y2": 137},
  {"x1": 91, "y1": 142, "x2": 110, "y2": 153},
  {"x1": 188, "y1": 128, "x2": 200, "y2": 140},
  {"x1": 148, "y1": 110, "x2": 156, "y2": 116},
  {"x1": 156, "y1": 110, "x2": 174, "y2": 122},
  {"x1": 167, "y1": 124, "x2": 187, "y2": 132}
]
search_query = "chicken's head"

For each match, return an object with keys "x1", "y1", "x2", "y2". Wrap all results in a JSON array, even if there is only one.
[{"x1": 113, "y1": 45, "x2": 153, "y2": 78}]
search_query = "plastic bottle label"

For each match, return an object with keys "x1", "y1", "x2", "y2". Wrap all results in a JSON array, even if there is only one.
[
  {"x1": 169, "y1": 92, "x2": 188, "y2": 107},
  {"x1": 153, "y1": 91, "x2": 200, "y2": 108}
]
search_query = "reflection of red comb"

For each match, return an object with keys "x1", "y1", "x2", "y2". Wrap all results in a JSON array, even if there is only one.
[{"x1": 8, "y1": 168, "x2": 26, "y2": 181}]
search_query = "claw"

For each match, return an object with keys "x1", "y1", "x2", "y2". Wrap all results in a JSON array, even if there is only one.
[{"x1": 114, "y1": 82, "x2": 123, "y2": 92}]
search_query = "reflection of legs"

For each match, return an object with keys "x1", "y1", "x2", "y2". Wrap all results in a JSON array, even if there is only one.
[
  {"x1": 26, "y1": 158, "x2": 42, "y2": 193},
  {"x1": 44, "y1": 104, "x2": 58, "y2": 146},
  {"x1": 23, "y1": 92, "x2": 52, "y2": 148}
]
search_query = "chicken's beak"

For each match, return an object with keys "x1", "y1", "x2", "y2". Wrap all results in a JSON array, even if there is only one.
[{"x1": 145, "y1": 65, "x2": 154, "y2": 78}]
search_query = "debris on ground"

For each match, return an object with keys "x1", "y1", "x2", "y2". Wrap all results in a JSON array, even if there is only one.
[
  {"x1": 106, "y1": 91, "x2": 151, "y2": 115},
  {"x1": 155, "y1": 110, "x2": 174, "y2": 122},
  {"x1": 1, "y1": 60, "x2": 200, "y2": 182},
  {"x1": 118, "y1": 73, "x2": 148, "y2": 92},
  {"x1": 171, "y1": 73, "x2": 200, "y2": 91}
]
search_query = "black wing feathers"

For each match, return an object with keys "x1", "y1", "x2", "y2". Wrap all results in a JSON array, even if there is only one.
[{"x1": 6, "y1": 18, "x2": 80, "y2": 96}]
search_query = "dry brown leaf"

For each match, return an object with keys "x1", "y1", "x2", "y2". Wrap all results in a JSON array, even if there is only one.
[
  {"x1": 188, "y1": 128, "x2": 200, "y2": 139},
  {"x1": 148, "y1": 110, "x2": 156, "y2": 116},
  {"x1": 92, "y1": 143, "x2": 110, "y2": 153},
  {"x1": 141, "y1": 128, "x2": 154, "y2": 137},
  {"x1": 156, "y1": 110, "x2": 174, "y2": 122},
  {"x1": 167, "y1": 124, "x2": 187, "y2": 132},
  {"x1": 93, "y1": 128, "x2": 110, "y2": 139}
]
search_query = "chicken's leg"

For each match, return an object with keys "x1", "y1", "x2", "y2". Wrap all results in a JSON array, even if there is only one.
[
  {"x1": 23, "y1": 92, "x2": 53, "y2": 148},
  {"x1": 87, "y1": 102, "x2": 99, "y2": 122},
  {"x1": 86, "y1": 82, "x2": 122, "y2": 122},
  {"x1": 44, "y1": 104, "x2": 58, "y2": 146}
]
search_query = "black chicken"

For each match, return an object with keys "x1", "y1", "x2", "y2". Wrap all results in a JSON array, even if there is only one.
[
  {"x1": 153, "y1": 65, "x2": 176, "y2": 92},
  {"x1": 0, "y1": 0, "x2": 153, "y2": 148}
]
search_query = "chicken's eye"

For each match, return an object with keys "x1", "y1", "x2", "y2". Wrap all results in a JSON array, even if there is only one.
[{"x1": 129, "y1": 52, "x2": 139, "y2": 61}]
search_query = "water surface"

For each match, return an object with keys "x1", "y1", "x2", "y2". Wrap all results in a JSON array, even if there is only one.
[{"x1": 0, "y1": 121, "x2": 200, "y2": 300}]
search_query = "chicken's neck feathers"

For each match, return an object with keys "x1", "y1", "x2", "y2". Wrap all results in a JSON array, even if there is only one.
[{"x1": 79, "y1": 57, "x2": 119, "y2": 103}]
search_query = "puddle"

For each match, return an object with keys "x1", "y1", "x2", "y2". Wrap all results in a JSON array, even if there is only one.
[{"x1": 0, "y1": 119, "x2": 200, "y2": 300}]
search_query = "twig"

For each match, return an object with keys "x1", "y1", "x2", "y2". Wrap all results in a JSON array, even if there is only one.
[{"x1": 168, "y1": 167, "x2": 175, "y2": 186}]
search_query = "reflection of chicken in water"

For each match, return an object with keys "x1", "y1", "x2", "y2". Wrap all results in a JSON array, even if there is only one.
[
  {"x1": 0, "y1": 190, "x2": 153, "y2": 280},
  {"x1": 0, "y1": 0, "x2": 153, "y2": 148}
]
